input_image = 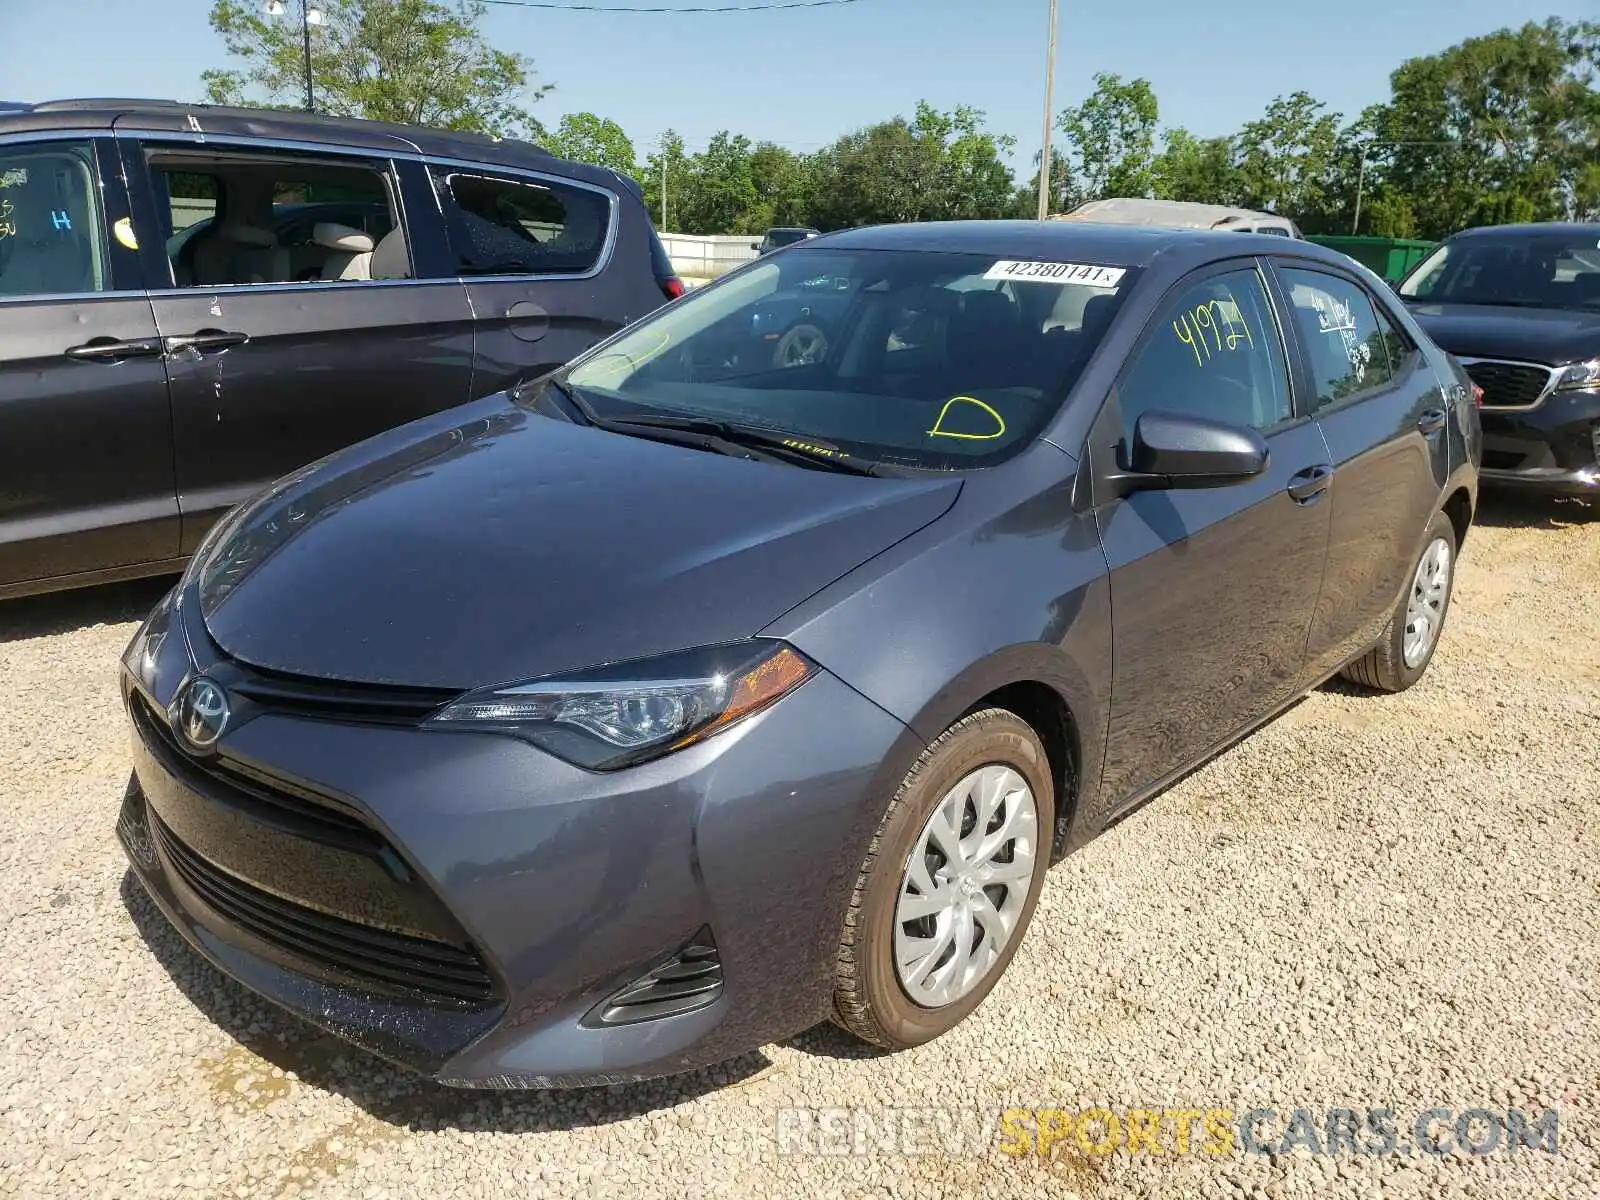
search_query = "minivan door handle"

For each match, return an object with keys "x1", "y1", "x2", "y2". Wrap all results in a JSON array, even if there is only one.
[
  {"x1": 164, "y1": 329, "x2": 249, "y2": 356},
  {"x1": 1417, "y1": 408, "x2": 1448, "y2": 435},
  {"x1": 1286, "y1": 464, "x2": 1334, "y2": 504},
  {"x1": 65, "y1": 336, "x2": 166, "y2": 362}
]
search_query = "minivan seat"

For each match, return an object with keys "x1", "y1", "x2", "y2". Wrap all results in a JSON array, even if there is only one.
[
  {"x1": 314, "y1": 221, "x2": 375, "y2": 281},
  {"x1": 370, "y1": 227, "x2": 411, "y2": 279},
  {"x1": 192, "y1": 224, "x2": 289, "y2": 285}
]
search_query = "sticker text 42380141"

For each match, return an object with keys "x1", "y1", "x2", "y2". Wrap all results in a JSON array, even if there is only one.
[{"x1": 982, "y1": 261, "x2": 1125, "y2": 288}]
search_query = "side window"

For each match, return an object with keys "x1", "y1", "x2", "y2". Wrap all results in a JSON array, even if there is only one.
[
  {"x1": 430, "y1": 168, "x2": 611, "y2": 277},
  {"x1": 1372, "y1": 301, "x2": 1418, "y2": 378},
  {"x1": 146, "y1": 149, "x2": 405, "y2": 288},
  {"x1": 1115, "y1": 267, "x2": 1292, "y2": 448},
  {"x1": 0, "y1": 140, "x2": 110, "y2": 297},
  {"x1": 1280, "y1": 267, "x2": 1395, "y2": 411}
]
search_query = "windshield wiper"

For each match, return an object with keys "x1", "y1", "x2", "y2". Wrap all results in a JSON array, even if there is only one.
[{"x1": 543, "y1": 383, "x2": 882, "y2": 477}]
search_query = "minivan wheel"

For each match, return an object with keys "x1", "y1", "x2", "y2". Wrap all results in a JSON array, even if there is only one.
[
  {"x1": 1341, "y1": 510, "x2": 1458, "y2": 693},
  {"x1": 831, "y1": 708, "x2": 1055, "y2": 1050}
]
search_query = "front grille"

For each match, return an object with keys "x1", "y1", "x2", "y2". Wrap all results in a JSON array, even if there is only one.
[
  {"x1": 150, "y1": 813, "x2": 496, "y2": 1006},
  {"x1": 1463, "y1": 360, "x2": 1553, "y2": 409},
  {"x1": 130, "y1": 691, "x2": 378, "y2": 848},
  {"x1": 585, "y1": 928, "x2": 723, "y2": 1026},
  {"x1": 225, "y1": 664, "x2": 461, "y2": 726}
]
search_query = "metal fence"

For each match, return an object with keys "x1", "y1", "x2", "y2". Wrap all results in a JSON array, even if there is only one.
[{"x1": 659, "y1": 232, "x2": 760, "y2": 280}]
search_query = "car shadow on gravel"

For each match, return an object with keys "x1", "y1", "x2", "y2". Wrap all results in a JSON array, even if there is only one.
[
  {"x1": 0, "y1": 575, "x2": 176, "y2": 644},
  {"x1": 1472, "y1": 491, "x2": 1595, "y2": 530},
  {"x1": 120, "y1": 871, "x2": 773, "y2": 1131}
]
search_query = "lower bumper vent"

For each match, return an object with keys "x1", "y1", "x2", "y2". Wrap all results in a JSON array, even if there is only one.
[{"x1": 586, "y1": 927, "x2": 723, "y2": 1027}]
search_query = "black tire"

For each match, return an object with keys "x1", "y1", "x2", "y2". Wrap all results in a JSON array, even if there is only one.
[
  {"x1": 830, "y1": 708, "x2": 1056, "y2": 1050},
  {"x1": 1340, "y1": 510, "x2": 1458, "y2": 693}
]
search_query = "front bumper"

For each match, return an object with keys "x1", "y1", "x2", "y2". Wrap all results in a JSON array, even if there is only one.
[
  {"x1": 118, "y1": 590, "x2": 911, "y2": 1087},
  {"x1": 1479, "y1": 390, "x2": 1600, "y2": 495}
]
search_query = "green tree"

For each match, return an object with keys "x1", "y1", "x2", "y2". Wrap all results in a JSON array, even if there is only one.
[
  {"x1": 1012, "y1": 148, "x2": 1077, "y2": 217},
  {"x1": 545, "y1": 112, "x2": 636, "y2": 175},
  {"x1": 808, "y1": 102, "x2": 1015, "y2": 229},
  {"x1": 202, "y1": 0, "x2": 550, "y2": 137},
  {"x1": 747, "y1": 142, "x2": 813, "y2": 229},
  {"x1": 641, "y1": 130, "x2": 687, "y2": 229},
  {"x1": 1365, "y1": 18, "x2": 1600, "y2": 237},
  {"x1": 1234, "y1": 91, "x2": 1342, "y2": 220},
  {"x1": 1055, "y1": 73, "x2": 1160, "y2": 201},
  {"x1": 1151, "y1": 128, "x2": 1240, "y2": 205},
  {"x1": 676, "y1": 132, "x2": 758, "y2": 235}
]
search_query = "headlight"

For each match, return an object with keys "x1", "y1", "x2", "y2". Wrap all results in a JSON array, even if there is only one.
[
  {"x1": 424, "y1": 641, "x2": 815, "y2": 769},
  {"x1": 1556, "y1": 358, "x2": 1600, "y2": 392},
  {"x1": 121, "y1": 586, "x2": 177, "y2": 689}
]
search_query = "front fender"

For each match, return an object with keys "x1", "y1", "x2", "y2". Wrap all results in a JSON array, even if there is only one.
[{"x1": 764, "y1": 444, "x2": 1113, "y2": 847}]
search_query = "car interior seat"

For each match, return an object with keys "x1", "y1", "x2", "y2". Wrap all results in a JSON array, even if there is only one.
[
  {"x1": 370, "y1": 227, "x2": 411, "y2": 279},
  {"x1": 947, "y1": 289, "x2": 1032, "y2": 391},
  {"x1": 191, "y1": 223, "x2": 289, "y2": 286},
  {"x1": 314, "y1": 221, "x2": 375, "y2": 281}
]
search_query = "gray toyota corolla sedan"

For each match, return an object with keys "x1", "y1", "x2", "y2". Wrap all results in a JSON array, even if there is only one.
[{"x1": 119, "y1": 221, "x2": 1480, "y2": 1088}]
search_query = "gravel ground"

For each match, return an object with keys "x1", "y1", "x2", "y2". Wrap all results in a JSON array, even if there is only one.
[{"x1": 1, "y1": 492, "x2": 1596, "y2": 1200}]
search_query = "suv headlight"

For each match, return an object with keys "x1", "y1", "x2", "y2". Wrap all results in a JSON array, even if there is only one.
[
  {"x1": 424, "y1": 641, "x2": 815, "y2": 770},
  {"x1": 1555, "y1": 358, "x2": 1600, "y2": 392}
]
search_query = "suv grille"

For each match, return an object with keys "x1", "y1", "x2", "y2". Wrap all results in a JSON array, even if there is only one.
[
  {"x1": 150, "y1": 812, "x2": 496, "y2": 1005},
  {"x1": 1463, "y1": 360, "x2": 1552, "y2": 409}
]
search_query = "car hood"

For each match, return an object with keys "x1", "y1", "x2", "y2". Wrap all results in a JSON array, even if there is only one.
[
  {"x1": 1405, "y1": 301, "x2": 1600, "y2": 364},
  {"x1": 196, "y1": 395, "x2": 961, "y2": 690}
]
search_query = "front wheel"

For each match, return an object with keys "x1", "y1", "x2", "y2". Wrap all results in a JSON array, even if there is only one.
[
  {"x1": 831, "y1": 709, "x2": 1055, "y2": 1050},
  {"x1": 1341, "y1": 510, "x2": 1457, "y2": 693}
]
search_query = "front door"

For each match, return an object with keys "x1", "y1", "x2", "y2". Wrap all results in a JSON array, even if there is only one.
[
  {"x1": 126, "y1": 136, "x2": 476, "y2": 552},
  {"x1": 426, "y1": 162, "x2": 627, "y2": 395},
  {"x1": 0, "y1": 136, "x2": 177, "y2": 591},
  {"x1": 1092, "y1": 260, "x2": 1333, "y2": 810},
  {"x1": 1269, "y1": 263, "x2": 1451, "y2": 677}
]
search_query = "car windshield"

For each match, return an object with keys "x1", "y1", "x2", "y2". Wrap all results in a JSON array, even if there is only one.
[
  {"x1": 1399, "y1": 233, "x2": 1600, "y2": 310},
  {"x1": 561, "y1": 246, "x2": 1137, "y2": 471},
  {"x1": 766, "y1": 229, "x2": 813, "y2": 247}
]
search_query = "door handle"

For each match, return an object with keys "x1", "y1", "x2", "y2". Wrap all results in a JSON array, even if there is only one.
[
  {"x1": 65, "y1": 336, "x2": 166, "y2": 362},
  {"x1": 1286, "y1": 464, "x2": 1334, "y2": 503},
  {"x1": 164, "y1": 329, "x2": 249, "y2": 355},
  {"x1": 1417, "y1": 408, "x2": 1448, "y2": 435}
]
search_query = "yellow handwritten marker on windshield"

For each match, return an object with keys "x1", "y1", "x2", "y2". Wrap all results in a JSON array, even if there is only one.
[
  {"x1": 113, "y1": 217, "x2": 139, "y2": 250},
  {"x1": 927, "y1": 395, "x2": 1007, "y2": 441}
]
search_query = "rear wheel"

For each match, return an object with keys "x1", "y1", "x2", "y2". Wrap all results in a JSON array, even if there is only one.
[
  {"x1": 1341, "y1": 510, "x2": 1457, "y2": 693},
  {"x1": 831, "y1": 709, "x2": 1055, "y2": 1049}
]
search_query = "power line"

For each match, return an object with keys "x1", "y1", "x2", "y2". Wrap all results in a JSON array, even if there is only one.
[{"x1": 482, "y1": 0, "x2": 860, "y2": 11}]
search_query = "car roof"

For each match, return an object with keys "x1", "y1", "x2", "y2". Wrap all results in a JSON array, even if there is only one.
[
  {"x1": 809, "y1": 220, "x2": 1351, "y2": 272},
  {"x1": 0, "y1": 98, "x2": 625, "y2": 191},
  {"x1": 1449, "y1": 222, "x2": 1600, "y2": 240}
]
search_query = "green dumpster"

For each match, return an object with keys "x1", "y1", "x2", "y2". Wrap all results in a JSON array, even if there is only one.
[{"x1": 1305, "y1": 236, "x2": 1437, "y2": 282}]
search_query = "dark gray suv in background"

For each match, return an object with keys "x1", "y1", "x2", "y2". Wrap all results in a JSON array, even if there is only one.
[
  {"x1": 119, "y1": 221, "x2": 1479, "y2": 1088},
  {"x1": 0, "y1": 99, "x2": 680, "y2": 599}
]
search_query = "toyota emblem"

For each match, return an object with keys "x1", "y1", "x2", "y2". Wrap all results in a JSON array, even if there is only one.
[{"x1": 172, "y1": 676, "x2": 230, "y2": 751}]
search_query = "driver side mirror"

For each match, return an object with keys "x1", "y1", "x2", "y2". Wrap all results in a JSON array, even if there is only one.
[{"x1": 1117, "y1": 410, "x2": 1268, "y2": 490}]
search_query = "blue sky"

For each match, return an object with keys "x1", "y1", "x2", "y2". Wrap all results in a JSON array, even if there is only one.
[{"x1": 0, "y1": 0, "x2": 1586, "y2": 170}]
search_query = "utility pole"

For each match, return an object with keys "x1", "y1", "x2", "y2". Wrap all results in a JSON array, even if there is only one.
[
  {"x1": 661, "y1": 142, "x2": 669, "y2": 231},
  {"x1": 1036, "y1": 0, "x2": 1060, "y2": 221},
  {"x1": 263, "y1": 1, "x2": 323, "y2": 113}
]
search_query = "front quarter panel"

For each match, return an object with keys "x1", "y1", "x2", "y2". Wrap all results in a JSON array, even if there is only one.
[{"x1": 764, "y1": 444, "x2": 1112, "y2": 849}]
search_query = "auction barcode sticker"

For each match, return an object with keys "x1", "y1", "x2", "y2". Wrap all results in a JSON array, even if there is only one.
[{"x1": 983, "y1": 260, "x2": 1126, "y2": 287}]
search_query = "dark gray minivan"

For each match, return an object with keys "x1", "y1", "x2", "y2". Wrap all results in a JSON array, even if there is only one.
[{"x1": 0, "y1": 99, "x2": 680, "y2": 599}]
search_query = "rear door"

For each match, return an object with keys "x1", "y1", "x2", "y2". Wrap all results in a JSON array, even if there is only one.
[
  {"x1": 0, "y1": 135, "x2": 177, "y2": 591},
  {"x1": 426, "y1": 161, "x2": 632, "y2": 395},
  {"x1": 1267, "y1": 261, "x2": 1450, "y2": 678},
  {"x1": 125, "y1": 134, "x2": 476, "y2": 552},
  {"x1": 1092, "y1": 260, "x2": 1333, "y2": 810}
]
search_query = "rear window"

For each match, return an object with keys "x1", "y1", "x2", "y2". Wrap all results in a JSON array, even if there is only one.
[
  {"x1": 431, "y1": 167, "x2": 612, "y2": 277},
  {"x1": 564, "y1": 246, "x2": 1138, "y2": 471}
]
